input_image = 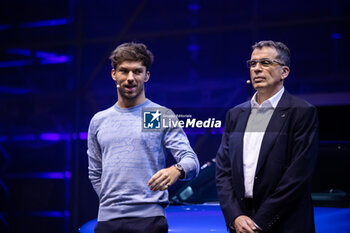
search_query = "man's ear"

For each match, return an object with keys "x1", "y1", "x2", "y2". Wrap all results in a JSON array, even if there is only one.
[
  {"x1": 144, "y1": 71, "x2": 150, "y2": 82},
  {"x1": 111, "y1": 69, "x2": 117, "y2": 81},
  {"x1": 281, "y1": 66, "x2": 290, "y2": 80}
]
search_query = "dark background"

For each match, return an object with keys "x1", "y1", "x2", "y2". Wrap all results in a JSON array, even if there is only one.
[{"x1": 0, "y1": 0, "x2": 349, "y2": 232}]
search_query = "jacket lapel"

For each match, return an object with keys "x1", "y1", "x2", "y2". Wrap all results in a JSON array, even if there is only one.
[
  {"x1": 231, "y1": 102, "x2": 251, "y2": 195},
  {"x1": 255, "y1": 91, "x2": 291, "y2": 175}
]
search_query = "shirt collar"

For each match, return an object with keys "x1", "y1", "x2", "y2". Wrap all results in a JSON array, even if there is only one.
[{"x1": 250, "y1": 87, "x2": 284, "y2": 109}]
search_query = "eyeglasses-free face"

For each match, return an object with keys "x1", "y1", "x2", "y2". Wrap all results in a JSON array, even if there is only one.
[{"x1": 246, "y1": 58, "x2": 285, "y2": 68}]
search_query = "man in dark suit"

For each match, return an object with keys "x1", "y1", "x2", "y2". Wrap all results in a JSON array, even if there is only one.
[{"x1": 216, "y1": 40, "x2": 318, "y2": 233}]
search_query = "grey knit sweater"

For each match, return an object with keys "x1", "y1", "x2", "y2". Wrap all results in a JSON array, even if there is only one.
[{"x1": 87, "y1": 99, "x2": 199, "y2": 221}]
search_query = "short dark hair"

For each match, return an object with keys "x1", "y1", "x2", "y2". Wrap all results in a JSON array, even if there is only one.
[
  {"x1": 109, "y1": 42, "x2": 154, "y2": 70},
  {"x1": 252, "y1": 40, "x2": 290, "y2": 67}
]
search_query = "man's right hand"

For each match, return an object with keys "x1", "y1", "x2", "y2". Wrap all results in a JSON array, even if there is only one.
[{"x1": 233, "y1": 215, "x2": 259, "y2": 233}]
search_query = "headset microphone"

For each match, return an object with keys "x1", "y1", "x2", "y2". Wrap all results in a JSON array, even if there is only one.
[
  {"x1": 117, "y1": 84, "x2": 120, "y2": 88},
  {"x1": 246, "y1": 80, "x2": 251, "y2": 84}
]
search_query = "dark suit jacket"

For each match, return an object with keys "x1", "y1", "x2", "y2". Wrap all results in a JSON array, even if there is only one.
[{"x1": 216, "y1": 91, "x2": 318, "y2": 233}]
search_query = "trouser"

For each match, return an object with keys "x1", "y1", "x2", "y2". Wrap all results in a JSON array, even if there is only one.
[{"x1": 94, "y1": 216, "x2": 168, "y2": 233}]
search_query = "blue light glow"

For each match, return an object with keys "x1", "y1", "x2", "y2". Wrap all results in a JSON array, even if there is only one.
[
  {"x1": 331, "y1": 33, "x2": 341, "y2": 39},
  {"x1": 0, "y1": 86, "x2": 31, "y2": 95},
  {"x1": 7, "y1": 48, "x2": 32, "y2": 56},
  {"x1": 12, "y1": 135, "x2": 36, "y2": 141},
  {"x1": 188, "y1": 44, "x2": 200, "y2": 52},
  {"x1": 36, "y1": 51, "x2": 72, "y2": 64},
  {"x1": 0, "y1": 60, "x2": 34, "y2": 68},
  {"x1": 6, "y1": 171, "x2": 71, "y2": 179},
  {"x1": 40, "y1": 133, "x2": 61, "y2": 141},
  {"x1": 65, "y1": 171, "x2": 71, "y2": 179},
  {"x1": 1, "y1": 49, "x2": 72, "y2": 68},
  {"x1": 71, "y1": 132, "x2": 88, "y2": 140},
  {"x1": 20, "y1": 18, "x2": 71, "y2": 28},
  {"x1": 40, "y1": 55, "x2": 72, "y2": 64},
  {"x1": 23, "y1": 211, "x2": 70, "y2": 218},
  {"x1": 79, "y1": 132, "x2": 88, "y2": 140},
  {"x1": 0, "y1": 24, "x2": 11, "y2": 30},
  {"x1": 188, "y1": 4, "x2": 200, "y2": 11}
]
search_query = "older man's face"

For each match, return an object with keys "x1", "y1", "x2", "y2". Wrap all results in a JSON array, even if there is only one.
[{"x1": 249, "y1": 47, "x2": 288, "y2": 94}]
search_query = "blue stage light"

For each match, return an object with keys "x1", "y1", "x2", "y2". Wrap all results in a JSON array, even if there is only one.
[
  {"x1": 20, "y1": 18, "x2": 72, "y2": 28},
  {"x1": 6, "y1": 171, "x2": 71, "y2": 179},
  {"x1": 0, "y1": 24, "x2": 11, "y2": 30},
  {"x1": 0, "y1": 60, "x2": 34, "y2": 68},
  {"x1": 331, "y1": 33, "x2": 341, "y2": 39},
  {"x1": 0, "y1": 86, "x2": 31, "y2": 94}
]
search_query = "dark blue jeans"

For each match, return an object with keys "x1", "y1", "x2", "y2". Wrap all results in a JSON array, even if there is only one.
[{"x1": 94, "y1": 216, "x2": 168, "y2": 233}]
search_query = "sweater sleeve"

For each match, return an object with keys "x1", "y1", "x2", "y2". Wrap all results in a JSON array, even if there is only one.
[
  {"x1": 162, "y1": 110, "x2": 200, "y2": 180},
  {"x1": 87, "y1": 117, "x2": 103, "y2": 197}
]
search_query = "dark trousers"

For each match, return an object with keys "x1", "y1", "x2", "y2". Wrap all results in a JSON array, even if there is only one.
[{"x1": 94, "y1": 216, "x2": 168, "y2": 233}]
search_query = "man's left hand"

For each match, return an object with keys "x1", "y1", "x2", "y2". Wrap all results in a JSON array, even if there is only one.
[{"x1": 148, "y1": 166, "x2": 181, "y2": 191}]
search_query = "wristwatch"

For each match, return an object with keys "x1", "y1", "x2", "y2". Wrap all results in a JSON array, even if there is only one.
[{"x1": 174, "y1": 163, "x2": 185, "y2": 179}]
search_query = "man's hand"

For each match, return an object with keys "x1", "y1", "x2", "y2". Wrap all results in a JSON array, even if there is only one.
[
  {"x1": 148, "y1": 166, "x2": 181, "y2": 191},
  {"x1": 233, "y1": 215, "x2": 259, "y2": 233}
]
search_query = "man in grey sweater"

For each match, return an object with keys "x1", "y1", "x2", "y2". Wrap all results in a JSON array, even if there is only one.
[{"x1": 87, "y1": 42, "x2": 199, "y2": 233}]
